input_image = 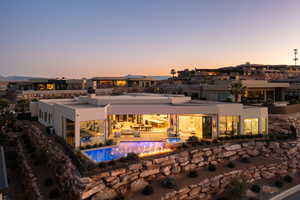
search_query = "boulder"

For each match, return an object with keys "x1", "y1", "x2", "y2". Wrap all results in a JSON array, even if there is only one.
[{"x1": 130, "y1": 179, "x2": 148, "y2": 192}]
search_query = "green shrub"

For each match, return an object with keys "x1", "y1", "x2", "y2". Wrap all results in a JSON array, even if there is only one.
[
  {"x1": 240, "y1": 157, "x2": 250, "y2": 163},
  {"x1": 187, "y1": 136, "x2": 199, "y2": 143},
  {"x1": 208, "y1": 164, "x2": 216, "y2": 172},
  {"x1": 187, "y1": 170, "x2": 198, "y2": 178},
  {"x1": 105, "y1": 139, "x2": 114, "y2": 146},
  {"x1": 108, "y1": 160, "x2": 116, "y2": 166},
  {"x1": 274, "y1": 180, "x2": 284, "y2": 188},
  {"x1": 181, "y1": 143, "x2": 188, "y2": 148},
  {"x1": 97, "y1": 162, "x2": 107, "y2": 168},
  {"x1": 283, "y1": 175, "x2": 293, "y2": 183},
  {"x1": 160, "y1": 177, "x2": 177, "y2": 189},
  {"x1": 142, "y1": 185, "x2": 154, "y2": 195},
  {"x1": 227, "y1": 162, "x2": 235, "y2": 169},
  {"x1": 126, "y1": 153, "x2": 140, "y2": 161},
  {"x1": 224, "y1": 177, "x2": 247, "y2": 200},
  {"x1": 250, "y1": 184, "x2": 261, "y2": 193}
]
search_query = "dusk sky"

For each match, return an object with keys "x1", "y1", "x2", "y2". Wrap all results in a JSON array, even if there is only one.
[{"x1": 1, "y1": 0, "x2": 300, "y2": 78}]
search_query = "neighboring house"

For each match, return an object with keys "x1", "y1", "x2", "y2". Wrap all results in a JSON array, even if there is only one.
[
  {"x1": 7, "y1": 78, "x2": 87, "y2": 100},
  {"x1": 159, "y1": 80, "x2": 289, "y2": 103},
  {"x1": 30, "y1": 93, "x2": 268, "y2": 149},
  {"x1": 88, "y1": 75, "x2": 167, "y2": 90},
  {"x1": 0, "y1": 146, "x2": 8, "y2": 200}
]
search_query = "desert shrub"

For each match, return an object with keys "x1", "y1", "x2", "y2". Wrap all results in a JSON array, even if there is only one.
[
  {"x1": 160, "y1": 177, "x2": 176, "y2": 189},
  {"x1": 250, "y1": 184, "x2": 261, "y2": 193},
  {"x1": 142, "y1": 185, "x2": 154, "y2": 195},
  {"x1": 187, "y1": 136, "x2": 199, "y2": 144},
  {"x1": 126, "y1": 153, "x2": 140, "y2": 161},
  {"x1": 97, "y1": 162, "x2": 107, "y2": 168},
  {"x1": 105, "y1": 139, "x2": 114, "y2": 146},
  {"x1": 227, "y1": 162, "x2": 235, "y2": 169},
  {"x1": 49, "y1": 188, "x2": 60, "y2": 199},
  {"x1": 224, "y1": 177, "x2": 247, "y2": 200},
  {"x1": 44, "y1": 178, "x2": 54, "y2": 187},
  {"x1": 208, "y1": 164, "x2": 216, "y2": 172},
  {"x1": 240, "y1": 157, "x2": 250, "y2": 163},
  {"x1": 181, "y1": 143, "x2": 188, "y2": 148},
  {"x1": 274, "y1": 180, "x2": 284, "y2": 188},
  {"x1": 108, "y1": 160, "x2": 116, "y2": 166},
  {"x1": 187, "y1": 170, "x2": 198, "y2": 178},
  {"x1": 283, "y1": 175, "x2": 293, "y2": 183}
]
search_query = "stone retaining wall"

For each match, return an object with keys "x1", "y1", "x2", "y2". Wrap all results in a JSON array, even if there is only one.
[
  {"x1": 16, "y1": 140, "x2": 44, "y2": 200},
  {"x1": 81, "y1": 139, "x2": 300, "y2": 200},
  {"x1": 25, "y1": 125, "x2": 84, "y2": 200},
  {"x1": 161, "y1": 159, "x2": 300, "y2": 200}
]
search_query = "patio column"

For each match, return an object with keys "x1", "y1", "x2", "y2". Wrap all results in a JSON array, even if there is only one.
[
  {"x1": 75, "y1": 120, "x2": 81, "y2": 148},
  {"x1": 240, "y1": 116, "x2": 244, "y2": 135},
  {"x1": 212, "y1": 115, "x2": 218, "y2": 139}
]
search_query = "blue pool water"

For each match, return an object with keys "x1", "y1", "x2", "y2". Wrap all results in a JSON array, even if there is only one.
[
  {"x1": 83, "y1": 141, "x2": 166, "y2": 163},
  {"x1": 166, "y1": 138, "x2": 181, "y2": 143}
]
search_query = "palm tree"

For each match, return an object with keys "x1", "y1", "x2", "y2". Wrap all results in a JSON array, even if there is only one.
[
  {"x1": 170, "y1": 69, "x2": 176, "y2": 78},
  {"x1": 230, "y1": 81, "x2": 247, "y2": 103}
]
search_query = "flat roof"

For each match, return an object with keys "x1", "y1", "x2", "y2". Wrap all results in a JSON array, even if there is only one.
[{"x1": 0, "y1": 146, "x2": 8, "y2": 191}]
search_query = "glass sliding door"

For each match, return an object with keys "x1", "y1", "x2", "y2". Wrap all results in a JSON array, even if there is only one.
[
  {"x1": 178, "y1": 115, "x2": 202, "y2": 139},
  {"x1": 80, "y1": 120, "x2": 105, "y2": 147},
  {"x1": 219, "y1": 116, "x2": 240, "y2": 137},
  {"x1": 65, "y1": 118, "x2": 75, "y2": 147},
  {"x1": 203, "y1": 116, "x2": 212, "y2": 139},
  {"x1": 243, "y1": 118, "x2": 259, "y2": 135}
]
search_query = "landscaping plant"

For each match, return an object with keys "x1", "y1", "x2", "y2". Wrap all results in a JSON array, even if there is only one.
[
  {"x1": 208, "y1": 164, "x2": 216, "y2": 172},
  {"x1": 227, "y1": 162, "x2": 235, "y2": 169},
  {"x1": 224, "y1": 177, "x2": 247, "y2": 200},
  {"x1": 250, "y1": 184, "x2": 261, "y2": 193},
  {"x1": 283, "y1": 175, "x2": 293, "y2": 183},
  {"x1": 142, "y1": 185, "x2": 154, "y2": 195},
  {"x1": 160, "y1": 177, "x2": 177, "y2": 189},
  {"x1": 187, "y1": 170, "x2": 198, "y2": 178},
  {"x1": 274, "y1": 180, "x2": 284, "y2": 188}
]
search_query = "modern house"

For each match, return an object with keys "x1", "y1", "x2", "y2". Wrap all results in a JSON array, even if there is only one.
[{"x1": 30, "y1": 94, "x2": 268, "y2": 149}]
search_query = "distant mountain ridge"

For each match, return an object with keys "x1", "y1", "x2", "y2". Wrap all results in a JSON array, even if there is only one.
[{"x1": 0, "y1": 75, "x2": 47, "y2": 81}]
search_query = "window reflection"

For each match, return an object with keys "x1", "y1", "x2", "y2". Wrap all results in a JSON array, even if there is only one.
[{"x1": 80, "y1": 120, "x2": 105, "y2": 147}]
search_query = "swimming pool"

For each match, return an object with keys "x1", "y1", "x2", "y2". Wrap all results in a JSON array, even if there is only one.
[
  {"x1": 83, "y1": 139, "x2": 182, "y2": 163},
  {"x1": 83, "y1": 141, "x2": 168, "y2": 163}
]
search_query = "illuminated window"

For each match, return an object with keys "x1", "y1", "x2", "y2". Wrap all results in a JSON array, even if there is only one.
[
  {"x1": 80, "y1": 120, "x2": 106, "y2": 147},
  {"x1": 261, "y1": 118, "x2": 267, "y2": 134},
  {"x1": 178, "y1": 115, "x2": 202, "y2": 139},
  {"x1": 219, "y1": 116, "x2": 240, "y2": 136},
  {"x1": 244, "y1": 118, "x2": 258, "y2": 135},
  {"x1": 46, "y1": 84, "x2": 54, "y2": 90},
  {"x1": 116, "y1": 80, "x2": 127, "y2": 86}
]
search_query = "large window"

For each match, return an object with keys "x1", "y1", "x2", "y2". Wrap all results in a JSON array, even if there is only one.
[
  {"x1": 109, "y1": 114, "x2": 172, "y2": 140},
  {"x1": 219, "y1": 116, "x2": 240, "y2": 137},
  {"x1": 244, "y1": 118, "x2": 258, "y2": 135},
  {"x1": 66, "y1": 119, "x2": 75, "y2": 147},
  {"x1": 178, "y1": 115, "x2": 202, "y2": 139},
  {"x1": 262, "y1": 118, "x2": 267, "y2": 134},
  {"x1": 80, "y1": 120, "x2": 105, "y2": 147}
]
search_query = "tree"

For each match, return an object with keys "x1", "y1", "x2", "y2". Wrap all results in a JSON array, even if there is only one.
[
  {"x1": 17, "y1": 99, "x2": 29, "y2": 113},
  {"x1": 170, "y1": 69, "x2": 176, "y2": 78},
  {"x1": 230, "y1": 81, "x2": 247, "y2": 103},
  {"x1": 0, "y1": 98, "x2": 10, "y2": 112}
]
